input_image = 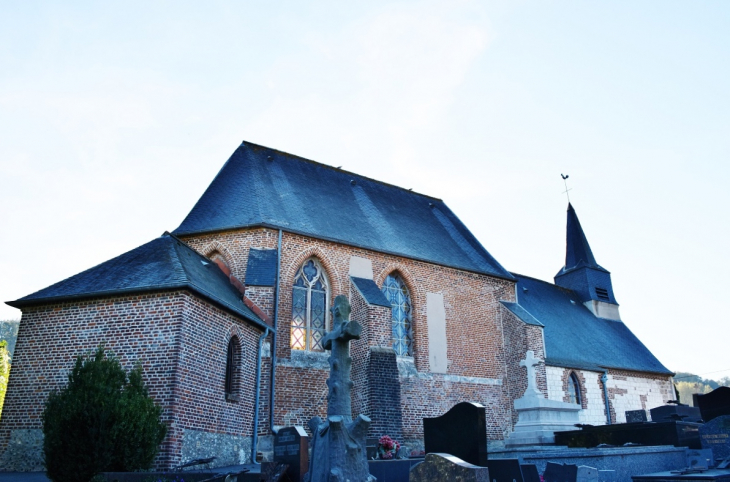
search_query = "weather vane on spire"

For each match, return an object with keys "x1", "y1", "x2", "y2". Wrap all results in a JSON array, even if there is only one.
[{"x1": 561, "y1": 174, "x2": 571, "y2": 203}]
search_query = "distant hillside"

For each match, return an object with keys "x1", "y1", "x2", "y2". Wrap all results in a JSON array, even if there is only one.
[
  {"x1": 0, "y1": 320, "x2": 19, "y2": 359},
  {"x1": 674, "y1": 371, "x2": 730, "y2": 406}
]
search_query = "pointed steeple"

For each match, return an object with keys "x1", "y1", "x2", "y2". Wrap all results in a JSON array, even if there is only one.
[
  {"x1": 555, "y1": 203, "x2": 619, "y2": 315},
  {"x1": 563, "y1": 203, "x2": 601, "y2": 272}
]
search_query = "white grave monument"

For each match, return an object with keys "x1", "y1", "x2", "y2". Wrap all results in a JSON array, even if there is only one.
[{"x1": 506, "y1": 350, "x2": 581, "y2": 447}]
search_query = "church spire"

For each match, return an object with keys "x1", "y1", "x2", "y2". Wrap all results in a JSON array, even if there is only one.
[
  {"x1": 555, "y1": 203, "x2": 620, "y2": 315},
  {"x1": 563, "y1": 202, "x2": 600, "y2": 271}
]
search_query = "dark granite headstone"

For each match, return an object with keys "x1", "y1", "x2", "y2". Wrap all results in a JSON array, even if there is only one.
[
  {"x1": 410, "y1": 453, "x2": 489, "y2": 482},
  {"x1": 626, "y1": 410, "x2": 648, "y2": 423},
  {"x1": 700, "y1": 415, "x2": 730, "y2": 462},
  {"x1": 650, "y1": 404, "x2": 702, "y2": 423},
  {"x1": 554, "y1": 421, "x2": 702, "y2": 449},
  {"x1": 543, "y1": 462, "x2": 578, "y2": 482},
  {"x1": 486, "y1": 459, "x2": 524, "y2": 482},
  {"x1": 274, "y1": 426, "x2": 309, "y2": 482},
  {"x1": 423, "y1": 402, "x2": 488, "y2": 467},
  {"x1": 686, "y1": 449, "x2": 714, "y2": 470},
  {"x1": 521, "y1": 464, "x2": 541, "y2": 482},
  {"x1": 695, "y1": 387, "x2": 730, "y2": 423}
]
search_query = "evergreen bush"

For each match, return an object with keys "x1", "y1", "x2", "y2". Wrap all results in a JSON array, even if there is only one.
[{"x1": 43, "y1": 346, "x2": 167, "y2": 482}]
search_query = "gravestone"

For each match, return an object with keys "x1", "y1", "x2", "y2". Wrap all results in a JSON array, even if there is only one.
[
  {"x1": 626, "y1": 410, "x2": 648, "y2": 423},
  {"x1": 486, "y1": 458, "x2": 524, "y2": 482},
  {"x1": 410, "y1": 453, "x2": 489, "y2": 482},
  {"x1": 650, "y1": 404, "x2": 702, "y2": 423},
  {"x1": 521, "y1": 464, "x2": 541, "y2": 482},
  {"x1": 544, "y1": 462, "x2": 578, "y2": 482},
  {"x1": 423, "y1": 402, "x2": 488, "y2": 467},
  {"x1": 506, "y1": 351, "x2": 580, "y2": 446},
  {"x1": 576, "y1": 466, "x2": 598, "y2": 482},
  {"x1": 274, "y1": 426, "x2": 309, "y2": 482},
  {"x1": 303, "y1": 295, "x2": 375, "y2": 482},
  {"x1": 686, "y1": 449, "x2": 714, "y2": 470},
  {"x1": 695, "y1": 387, "x2": 730, "y2": 423},
  {"x1": 699, "y1": 415, "x2": 730, "y2": 462}
]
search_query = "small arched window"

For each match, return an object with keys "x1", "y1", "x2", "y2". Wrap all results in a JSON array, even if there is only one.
[
  {"x1": 567, "y1": 372, "x2": 582, "y2": 405},
  {"x1": 291, "y1": 259, "x2": 330, "y2": 351},
  {"x1": 225, "y1": 336, "x2": 240, "y2": 400},
  {"x1": 381, "y1": 273, "x2": 413, "y2": 356}
]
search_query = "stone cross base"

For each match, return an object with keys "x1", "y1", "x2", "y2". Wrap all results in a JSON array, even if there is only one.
[
  {"x1": 506, "y1": 396, "x2": 581, "y2": 447},
  {"x1": 304, "y1": 414, "x2": 375, "y2": 482}
]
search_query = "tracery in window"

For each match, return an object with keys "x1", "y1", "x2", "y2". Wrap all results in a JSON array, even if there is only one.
[
  {"x1": 567, "y1": 372, "x2": 582, "y2": 405},
  {"x1": 381, "y1": 273, "x2": 413, "y2": 356},
  {"x1": 291, "y1": 259, "x2": 330, "y2": 351},
  {"x1": 225, "y1": 336, "x2": 240, "y2": 399}
]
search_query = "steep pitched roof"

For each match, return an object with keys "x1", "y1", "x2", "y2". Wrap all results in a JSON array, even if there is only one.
[
  {"x1": 557, "y1": 203, "x2": 606, "y2": 276},
  {"x1": 508, "y1": 273, "x2": 671, "y2": 375},
  {"x1": 173, "y1": 142, "x2": 514, "y2": 280},
  {"x1": 7, "y1": 234, "x2": 266, "y2": 328}
]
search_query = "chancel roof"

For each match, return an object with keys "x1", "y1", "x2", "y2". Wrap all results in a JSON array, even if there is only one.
[
  {"x1": 507, "y1": 274, "x2": 672, "y2": 375},
  {"x1": 8, "y1": 234, "x2": 265, "y2": 328},
  {"x1": 173, "y1": 142, "x2": 513, "y2": 280}
]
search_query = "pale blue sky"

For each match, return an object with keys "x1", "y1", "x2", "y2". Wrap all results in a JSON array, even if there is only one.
[{"x1": 1, "y1": 1, "x2": 728, "y2": 377}]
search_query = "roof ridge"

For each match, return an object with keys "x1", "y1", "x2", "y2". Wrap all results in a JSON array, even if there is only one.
[{"x1": 241, "y1": 140, "x2": 444, "y2": 201}]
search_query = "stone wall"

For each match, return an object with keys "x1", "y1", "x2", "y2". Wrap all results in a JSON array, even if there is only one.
[
  {"x1": 546, "y1": 366, "x2": 673, "y2": 425},
  {"x1": 0, "y1": 290, "x2": 263, "y2": 471}
]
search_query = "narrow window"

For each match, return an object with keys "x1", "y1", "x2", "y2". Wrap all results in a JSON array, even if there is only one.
[
  {"x1": 381, "y1": 273, "x2": 413, "y2": 356},
  {"x1": 225, "y1": 336, "x2": 240, "y2": 399},
  {"x1": 567, "y1": 372, "x2": 582, "y2": 405},
  {"x1": 291, "y1": 259, "x2": 330, "y2": 351}
]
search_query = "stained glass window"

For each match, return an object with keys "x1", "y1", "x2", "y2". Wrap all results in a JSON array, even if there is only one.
[
  {"x1": 225, "y1": 336, "x2": 240, "y2": 397},
  {"x1": 381, "y1": 274, "x2": 413, "y2": 356},
  {"x1": 568, "y1": 372, "x2": 581, "y2": 405},
  {"x1": 291, "y1": 259, "x2": 330, "y2": 351}
]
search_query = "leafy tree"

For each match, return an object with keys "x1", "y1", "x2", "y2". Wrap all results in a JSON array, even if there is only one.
[
  {"x1": 0, "y1": 340, "x2": 9, "y2": 419},
  {"x1": 43, "y1": 347, "x2": 167, "y2": 482}
]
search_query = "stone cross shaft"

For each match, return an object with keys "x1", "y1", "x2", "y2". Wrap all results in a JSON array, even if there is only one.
[
  {"x1": 322, "y1": 295, "x2": 362, "y2": 418},
  {"x1": 520, "y1": 350, "x2": 543, "y2": 398}
]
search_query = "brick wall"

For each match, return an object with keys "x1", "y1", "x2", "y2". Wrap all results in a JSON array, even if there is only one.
[
  {"x1": 546, "y1": 365, "x2": 673, "y2": 425},
  {"x1": 181, "y1": 228, "x2": 519, "y2": 444},
  {"x1": 0, "y1": 290, "x2": 264, "y2": 471},
  {"x1": 500, "y1": 307, "x2": 548, "y2": 427}
]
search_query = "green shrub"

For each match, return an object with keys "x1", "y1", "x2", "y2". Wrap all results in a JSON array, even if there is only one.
[{"x1": 43, "y1": 346, "x2": 167, "y2": 482}]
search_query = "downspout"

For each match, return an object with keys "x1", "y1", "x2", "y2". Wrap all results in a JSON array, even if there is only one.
[
  {"x1": 251, "y1": 327, "x2": 271, "y2": 465},
  {"x1": 269, "y1": 229, "x2": 282, "y2": 433},
  {"x1": 601, "y1": 370, "x2": 612, "y2": 425}
]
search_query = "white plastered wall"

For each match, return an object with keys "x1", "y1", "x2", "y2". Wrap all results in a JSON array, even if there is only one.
[{"x1": 546, "y1": 366, "x2": 673, "y2": 425}]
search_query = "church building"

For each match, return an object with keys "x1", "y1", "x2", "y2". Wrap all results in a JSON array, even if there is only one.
[{"x1": 0, "y1": 141, "x2": 674, "y2": 471}]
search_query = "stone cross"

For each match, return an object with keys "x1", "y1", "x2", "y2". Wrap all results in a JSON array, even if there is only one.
[
  {"x1": 304, "y1": 295, "x2": 375, "y2": 482},
  {"x1": 520, "y1": 350, "x2": 542, "y2": 398}
]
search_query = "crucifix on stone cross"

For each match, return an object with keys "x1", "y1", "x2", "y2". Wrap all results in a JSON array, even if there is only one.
[{"x1": 520, "y1": 350, "x2": 543, "y2": 398}]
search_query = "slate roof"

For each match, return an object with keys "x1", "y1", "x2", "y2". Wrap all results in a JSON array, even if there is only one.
[
  {"x1": 245, "y1": 249, "x2": 278, "y2": 287},
  {"x1": 351, "y1": 277, "x2": 391, "y2": 308},
  {"x1": 7, "y1": 234, "x2": 266, "y2": 328},
  {"x1": 507, "y1": 273, "x2": 672, "y2": 375},
  {"x1": 173, "y1": 142, "x2": 514, "y2": 280},
  {"x1": 556, "y1": 203, "x2": 607, "y2": 276}
]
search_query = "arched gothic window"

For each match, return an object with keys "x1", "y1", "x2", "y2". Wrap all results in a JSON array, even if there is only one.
[
  {"x1": 291, "y1": 259, "x2": 330, "y2": 351},
  {"x1": 381, "y1": 273, "x2": 413, "y2": 356},
  {"x1": 567, "y1": 372, "x2": 582, "y2": 405},
  {"x1": 225, "y1": 336, "x2": 240, "y2": 399}
]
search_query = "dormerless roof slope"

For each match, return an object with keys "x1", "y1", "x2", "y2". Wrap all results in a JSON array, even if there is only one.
[
  {"x1": 504, "y1": 274, "x2": 672, "y2": 375},
  {"x1": 8, "y1": 234, "x2": 266, "y2": 328},
  {"x1": 173, "y1": 142, "x2": 514, "y2": 280}
]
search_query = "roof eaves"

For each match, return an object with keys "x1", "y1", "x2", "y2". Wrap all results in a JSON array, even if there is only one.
[
  {"x1": 7, "y1": 284, "x2": 267, "y2": 331},
  {"x1": 176, "y1": 224, "x2": 517, "y2": 282}
]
